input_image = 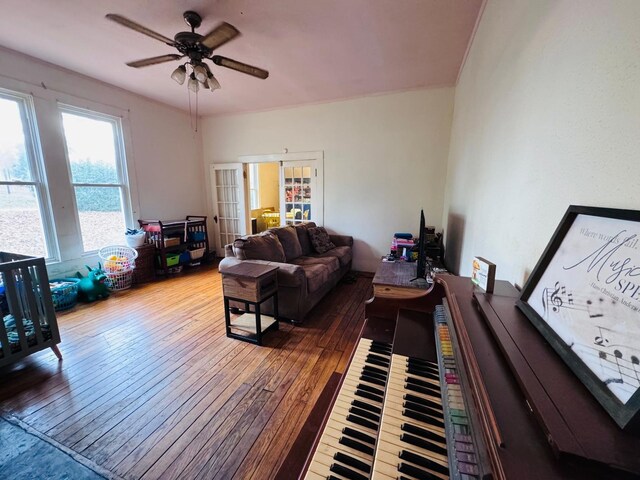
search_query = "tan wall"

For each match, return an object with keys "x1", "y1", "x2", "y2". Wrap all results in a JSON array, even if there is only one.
[
  {"x1": 443, "y1": 0, "x2": 640, "y2": 285},
  {"x1": 202, "y1": 88, "x2": 455, "y2": 272}
]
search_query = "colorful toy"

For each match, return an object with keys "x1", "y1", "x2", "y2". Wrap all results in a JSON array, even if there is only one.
[{"x1": 76, "y1": 264, "x2": 110, "y2": 302}]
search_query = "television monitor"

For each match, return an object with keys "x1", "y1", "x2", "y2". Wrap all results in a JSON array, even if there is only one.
[{"x1": 415, "y1": 209, "x2": 427, "y2": 279}]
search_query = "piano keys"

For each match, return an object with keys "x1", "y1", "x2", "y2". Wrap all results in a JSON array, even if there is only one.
[
  {"x1": 287, "y1": 273, "x2": 640, "y2": 480},
  {"x1": 304, "y1": 338, "x2": 392, "y2": 480}
]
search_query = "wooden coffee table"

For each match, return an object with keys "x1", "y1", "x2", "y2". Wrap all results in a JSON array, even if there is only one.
[{"x1": 221, "y1": 263, "x2": 279, "y2": 346}]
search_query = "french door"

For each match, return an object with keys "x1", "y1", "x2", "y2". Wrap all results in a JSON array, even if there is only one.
[
  {"x1": 280, "y1": 160, "x2": 322, "y2": 226},
  {"x1": 210, "y1": 164, "x2": 247, "y2": 257}
]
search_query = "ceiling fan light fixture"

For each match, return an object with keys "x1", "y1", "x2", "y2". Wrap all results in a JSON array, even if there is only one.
[
  {"x1": 208, "y1": 73, "x2": 221, "y2": 90},
  {"x1": 193, "y1": 64, "x2": 208, "y2": 83},
  {"x1": 188, "y1": 73, "x2": 200, "y2": 93},
  {"x1": 170, "y1": 65, "x2": 187, "y2": 85}
]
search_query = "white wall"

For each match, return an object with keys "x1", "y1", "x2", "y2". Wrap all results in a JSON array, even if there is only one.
[
  {"x1": 202, "y1": 88, "x2": 455, "y2": 272},
  {"x1": 443, "y1": 0, "x2": 640, "y2": 286},
  {"x1": 0, "y1": 47, "x2": 205, "y2": 277}
]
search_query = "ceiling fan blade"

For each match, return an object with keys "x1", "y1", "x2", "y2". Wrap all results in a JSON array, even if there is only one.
[
  {"x1": 211, "y1": 55, "x2": 269, "y2": 79},
  {"x1": 200, "y1": 22, "x2": 240, "y2": 50},
  {"x1": 106, "y1": 14, "x2": 175, "y2": 46},
  {"x1": 126, "y1": 54, "x2": 183, "y2": 68}
]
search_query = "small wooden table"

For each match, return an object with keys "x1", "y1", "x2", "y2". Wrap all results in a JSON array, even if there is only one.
[{"x1": 221, "y1": 263, "x2": 279, "y2": 346}]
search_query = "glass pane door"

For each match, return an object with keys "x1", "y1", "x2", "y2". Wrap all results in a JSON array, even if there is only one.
[
  {"x1": 211, "y1": 164, "x2": 246, "y2": 256},
  {"x1": 282, "y1": 163, "x2": 314, "y2": 225}
]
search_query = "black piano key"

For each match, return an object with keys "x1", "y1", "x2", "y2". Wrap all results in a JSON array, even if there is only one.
[
  {"x1": 342, "y1": 427, "x2": 376, "y2": 446},
  {"x1": 360, "y1": 373, "x2": 386, "y2": 386},
  {"x1": 367, "y1": 352, "x2": 390, "y2": 362},
  {"x1": 401, "y1": 422, "x2": 446, "y2": 443},
  {"x1": 327, "y1": 476, "x2": 341, "y2": 480},
  {"x1": 407, "y1": 362, "x2": 439, "y2": 374},
  {"x1": 339, "y1": 435, "x2": 375, "y2": 456},
  {"x1": 403, "y1": 408, "x2": 446, "y2": 429},
  {"x1": 329, "y1": 462, "x2": 368, "y2": 480},
  {"x1": 334, "y1": 452, "x2": 371, "y2": 474},
  {"x1": 406, "y1": 382, "x2": 440, "y2": 398},
  {"x1": 363, "y1": 365, "x2": 387, "y2": 377},
  {"x1": 357, "y1": 383, "x2": 385, "y2": 397},
  {"x1": 398, "y1": 462, "x2": 441, "y2": 480},
  {"x1": 346, "y1": 413, "x2": 378, "y2": 431},
  {"x1": 355, "y1": 389, "x2": 383, "y2": 403},
  {"x1": 407, "y1": 366, "x2": 440, "y2": 380},
  {"x1": 404, "y1": 393, "x2": 442, "y2": 411},
  {"x1": 351, "y1": 399, "x2": 382, "y2": 415},
  {"x1": 407, "y1": 356, "x2": 437, "y2": 366},
  {"x1": 406, "y1": 375, "x2": 441, "y2": 391},
  {"x1": 400, "y1": 449, "x2": 450, "y2": 476},
  {"x1": 369, "y1": 345, "x2": 392, "y2": 356},
  {"x1": 349, "y1": 406, "x2": 380, "y2": 423},
  {"x1": 401, "y1": 433, "x2": 448, "y2": 456},
  {"x1": 403, "y1": 400, "x2": 442, "y2": 418},
  {"x1": 370, "y1": 340, "x2": 391, "y2": 349},
  {"x1": 366, "y1": 356, "x2": 389, "y2": 367}
]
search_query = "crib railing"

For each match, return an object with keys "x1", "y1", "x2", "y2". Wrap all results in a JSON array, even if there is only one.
[{"x1": 0, "y1": 252, "x2": 62, "y2": 367}]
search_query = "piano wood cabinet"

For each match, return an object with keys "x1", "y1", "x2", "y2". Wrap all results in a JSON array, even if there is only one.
[
  {"x1": 278, "y1": 261, "x2": 640, "y2": 480},
  {"x1": 138, "y1": 216, "x2": 209, "y2": 276}
]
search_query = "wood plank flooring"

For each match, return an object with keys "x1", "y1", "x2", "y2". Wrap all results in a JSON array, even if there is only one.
[{"x1": 0, "y1": 265, "x2": 373, "y2": 479}]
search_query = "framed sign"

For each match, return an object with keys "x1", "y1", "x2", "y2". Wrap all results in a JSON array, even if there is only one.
[{"x1": 517, "y1": 205, "x2": 640, "y2": 431}]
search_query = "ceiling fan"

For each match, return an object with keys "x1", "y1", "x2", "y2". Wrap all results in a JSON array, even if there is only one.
[{"x1": 106, "y1": 10, "x2": 269, "y2": 92}]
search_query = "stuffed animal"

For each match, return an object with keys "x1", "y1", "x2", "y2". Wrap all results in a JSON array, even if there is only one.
[{"x1": 76, "y1": 264, "x2": 110, "y2": 302}]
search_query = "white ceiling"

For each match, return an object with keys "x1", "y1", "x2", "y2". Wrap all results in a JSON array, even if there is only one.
[{"x1": 0, "y1": 0, "x2": 484, "y2": 116}]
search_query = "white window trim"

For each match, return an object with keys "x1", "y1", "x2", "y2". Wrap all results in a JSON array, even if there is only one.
[
  {"x1": 0, "y1": 87, "x2": 59, "y2": 261},
  {"x1": 248, "y1": 163, "x2": 260, "y2": 210},
  {"x1": 58, "y1": 103, "x2": 135, "y2": 254}
]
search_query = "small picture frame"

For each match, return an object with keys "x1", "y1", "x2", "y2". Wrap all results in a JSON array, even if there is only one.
[
  {"x1": 471, "y1": 256, "x2": 496, "y2": 293},
  {"x1": 517, "y1": 205, "x2": 640, "y2": 431}
]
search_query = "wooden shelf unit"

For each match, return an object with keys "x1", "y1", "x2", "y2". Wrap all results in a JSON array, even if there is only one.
[{"x1": 138, "y1": 216, "x2": 209, "y2": 276}]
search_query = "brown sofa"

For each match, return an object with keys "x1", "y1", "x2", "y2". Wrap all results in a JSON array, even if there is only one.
[{"x1": 218, "y1": 222, "x2": 353, "y2": 323}]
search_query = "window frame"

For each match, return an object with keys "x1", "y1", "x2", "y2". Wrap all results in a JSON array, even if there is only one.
[
  {"x1": 0, "y1": 88, "x2": 59, "y2": 261},
  {"x1": 249, "y1": 163, "x2": 260, "y2": 210},
  {"x1": 58, "y1": 103, "x2": 134, "y2": 254}
]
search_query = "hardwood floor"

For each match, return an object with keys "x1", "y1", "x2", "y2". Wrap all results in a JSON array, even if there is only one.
[{"x1": 0, "y1": 265, "x2": 373, "y2": 479}]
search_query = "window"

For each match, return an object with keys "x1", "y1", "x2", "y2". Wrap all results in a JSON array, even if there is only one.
[
  {"x1": 60, "y1": 106, "x2": 131, "y2": 252},
  {"x1": 249, "y1": 163, "x2": 260, "y2": 210},
  {"x1": 0, "y1": 90, "x2": 56, "y2": 259}
]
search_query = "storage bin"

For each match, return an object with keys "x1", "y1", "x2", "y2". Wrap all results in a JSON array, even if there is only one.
[
  {"x1": 165, "y1": 253, "x2": 180, "y2": 267},
  {"x1": 189, "y1": 248, "x2": 206, "y2": 260},
  {"x1": 50, "y1": 278, "x2": 80, "y2": 311},
  {"x1": 189, "y1": 231, "x2": 206, "y2": 242},
  {"x1": 164, "y1": 237, "x2": 181, "y2": 247}
]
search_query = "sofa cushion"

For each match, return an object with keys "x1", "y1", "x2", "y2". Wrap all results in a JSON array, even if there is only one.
[
  {"x1": 301, "y1": 263, "x2": 329, "y2": 293},
  {"x1": 294, "y1": 222, "x2": 316, "y2": 256},
  {"x1": 290, "y1": 255, "x2": 340, "y2": 274},
  {"x1": 308, "y1": 226, "x2": 336, "y2": 254},
  {"x1": 315, "y1": 245, "x2": 352, "y2": 268},
  {"x1": 268, "y1": 226, "x2": 302, "y2": 261},
  {"x1": 232, "y1": 232, "x2": 286, "y2": 262}
]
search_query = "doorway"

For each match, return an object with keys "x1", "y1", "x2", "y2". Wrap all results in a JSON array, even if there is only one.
[
  {"x1": 210, "y1": 151, "x2": 323, "y2": 256},
  {"x1": 248, "y1": 162, "x2": 280, "y2": 233}
]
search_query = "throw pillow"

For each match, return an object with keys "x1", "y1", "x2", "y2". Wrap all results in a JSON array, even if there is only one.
[
  {"x1": 233, "y1": 232, "x2": 286, "y2": 262},
  {"x1": 307, "y1": 227, "x2": 336, "y2": 254},
  {"x1": 268, "y1": 226, "x2": 303, "y2": 261},
  {"x1": 295, "y1": 222, "x2": 316, "y2": 256}
]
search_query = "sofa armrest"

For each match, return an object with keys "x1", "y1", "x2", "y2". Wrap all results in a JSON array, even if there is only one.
[
  {"x1": 218, "y1": 258, "x2": 305, "y2": 288},
  {"x1": 329, "y1": 234, "x2": 353, "y2": 248}
]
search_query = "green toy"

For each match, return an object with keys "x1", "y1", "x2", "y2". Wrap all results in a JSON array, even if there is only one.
[{"x1": 76, "y1": 264, "x2": 110, "y2": 302}]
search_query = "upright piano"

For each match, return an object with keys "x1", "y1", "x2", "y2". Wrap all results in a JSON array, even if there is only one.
[{"x1": 278, "y1": 265, "x2": 640, "y2": 480}]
